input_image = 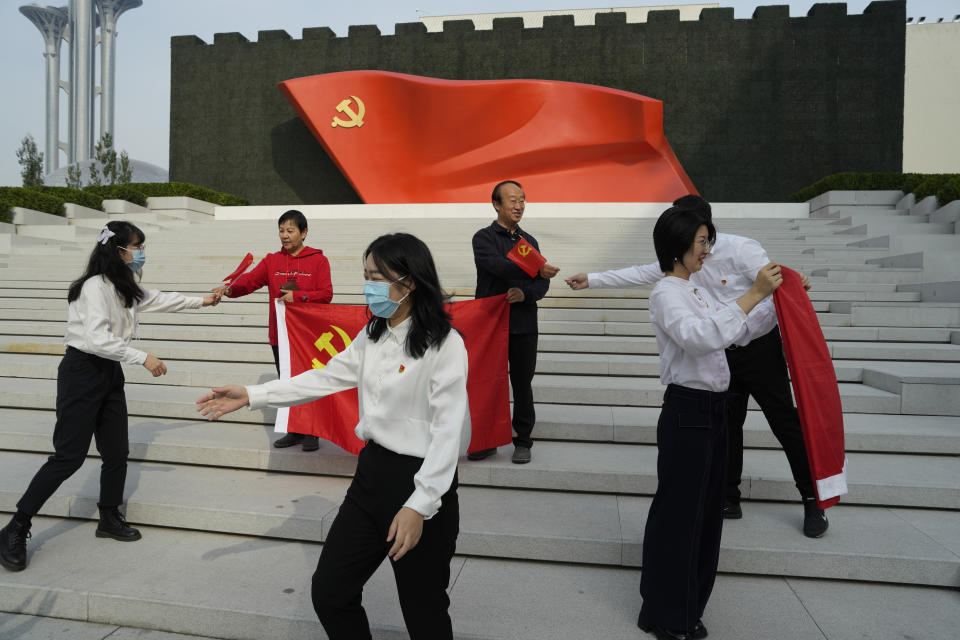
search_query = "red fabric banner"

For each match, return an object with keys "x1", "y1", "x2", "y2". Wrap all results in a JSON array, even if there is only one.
[
  {"x1": 773, "y1": 267, "x2": 847, "y2": 509},
  {"x1": 506, "y1": 238, "x2": 546, "y2": 277},
  {"x1": 277, "y1": 296, "x2": 511, "y2": 455}
]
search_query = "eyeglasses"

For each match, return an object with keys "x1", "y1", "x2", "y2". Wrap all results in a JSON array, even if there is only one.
[
  {"x1": 694, "y1": 237, "x2": 712, "y2": 250},
  {"x1": 120, "y1": 244, "x2": 146, "y2": 252}
]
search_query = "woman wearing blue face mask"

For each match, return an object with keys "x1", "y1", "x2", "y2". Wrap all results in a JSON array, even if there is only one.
[
  {"x1": 0, "y1": 221, "x2": 221, "y2": 573},
  {"x1": 196, "y1": 233, "x2": 469, "y2": 640}
]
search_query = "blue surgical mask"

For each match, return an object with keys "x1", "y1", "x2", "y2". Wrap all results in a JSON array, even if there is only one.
[
  {"x1": 122, "y1": 247, "x2": 146, "y2": 272},
  {"x1": 363, "y1": 278, "x2": 408, "y2": 318}
]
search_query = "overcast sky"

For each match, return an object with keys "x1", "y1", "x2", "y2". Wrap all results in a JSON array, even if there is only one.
[{"x1": 1, "y1": 0, "x2": 955, "y2": 187}]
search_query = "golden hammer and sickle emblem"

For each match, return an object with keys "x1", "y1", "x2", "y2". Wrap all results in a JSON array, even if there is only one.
[
  {"x1": 331, "y1": 95, "x2": 365, "y2": 128},
  {"x1": 517, "y1": 243, "x2": 531, "y2": 258},
  {"x1": 311, "y1": 324, "x2": 353, "y2": 369}
]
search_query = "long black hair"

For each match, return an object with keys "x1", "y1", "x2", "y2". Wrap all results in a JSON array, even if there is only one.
[
  {"x1": 653, "y1": 205, "x2": 716, "y2": 273},
  {"x1": 67, "y1": 220, "x2": 145, "y2": 308},
  {"x1": 364, "y1": 233, "x2": 452, "y2": 358}
]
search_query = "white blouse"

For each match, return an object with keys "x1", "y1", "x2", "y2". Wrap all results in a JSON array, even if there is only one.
[
  {"x1": 648, "y1": 276, "x2": 749, "y2": 392},
  {"x1": 246, "y1": 317, "x2": 470, "y2": 520},
  {"x1": 63, "y1": 275, "x2": 203, "y2": 365},
  {"x1": 588, "y1": 233, "x2": 777, "y2": 345}
]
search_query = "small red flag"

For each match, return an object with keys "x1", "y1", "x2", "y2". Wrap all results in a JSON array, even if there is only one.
[
  {"x1": 222, "y1": 253, "x2": 254, "y2": 284},
  {"x1": 506, "y1": 238, "x2": 547, "y2": 277}
]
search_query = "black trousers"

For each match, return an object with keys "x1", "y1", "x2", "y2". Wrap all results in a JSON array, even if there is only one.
[
  {"x1": 312, "y1": 441, "x2": 459, "y2": 640},
  {"x1": 508, "y1": 332, "x2": 538, "y2": 448},
  {"x1": 18, "y1": 347, "x2": 129, "y2": 516},
  {"x1": 725, "y1": 327, "x2": 815, "y2": 502},
  {"x1": 639, "y1": 384, "x2": 727, "y2": 633}
]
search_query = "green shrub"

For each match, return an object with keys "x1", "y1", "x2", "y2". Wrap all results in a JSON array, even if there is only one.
[
  {"x1": 791, "y1": 172, "x2": 960, "y2": 205},
  {"x1": 124, "y1": 181, "x2": 248, "y2": 206},
  {"x1": 0, "y1": 186, "x2": 66, "y2": 220},
  {"x1": 28, "y1": 186, "x2": 103, "y2": 210},
  {"x1": 83, "y1": 184, "x2": 148, "y2": 207}
]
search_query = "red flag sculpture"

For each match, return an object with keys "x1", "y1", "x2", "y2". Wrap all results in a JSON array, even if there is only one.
[
  {"x1": 275, "y1": 296, "x2": 511, "y2": 455},
  {"x1": 773, "y1": 267, "x2": 847, "y2": 509},
  {"x1": 278, "y1": 70, "x2": 697, "y2": 203},
  {"x1": 222, "y1": 253, "x2": 254, "y2": 285},
  {"x1": 506, "y1": 238, "x2": 547, "y2": 277}
]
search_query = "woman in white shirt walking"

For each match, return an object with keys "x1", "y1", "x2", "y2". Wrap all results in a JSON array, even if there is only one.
[
  {"x1": 637, "y1": 206, "x2": 781, "y2": 640},
  {"x1": 0, "y1": 221, "x2": 219, "y2": 573},
  {"x1": 196, "y1": 232, "x2": 469, "y2": 640}
]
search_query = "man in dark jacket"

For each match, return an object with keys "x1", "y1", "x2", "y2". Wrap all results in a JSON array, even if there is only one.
[{"x1": 470, "y1": 180, "x2": 559, "y2": 464}]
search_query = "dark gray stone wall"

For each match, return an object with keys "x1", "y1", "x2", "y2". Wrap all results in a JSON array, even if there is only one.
[{"x1": 169, "y1": 1, "x2": 905, "y2": 204}]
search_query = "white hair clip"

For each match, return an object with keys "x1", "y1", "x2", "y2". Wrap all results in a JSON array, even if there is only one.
[{"x1": 97, "y1": 227, "x2": 116, "y2": 245}]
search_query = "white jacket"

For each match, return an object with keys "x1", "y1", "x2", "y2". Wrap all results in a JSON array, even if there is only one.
[{"x1": 63, "y1": 275, "x2": 203, "y2": 365}]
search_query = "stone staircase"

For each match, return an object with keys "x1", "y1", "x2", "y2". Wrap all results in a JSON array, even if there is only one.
[{"x1": 0, "y1": 195, "x2": 958, "y2": 639}]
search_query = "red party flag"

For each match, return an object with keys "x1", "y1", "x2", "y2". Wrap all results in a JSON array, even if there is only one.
[
  {"x1": 506, "y1": 238, "x2": 547, "y2": 278},
  {"x1": 222, "y1": 253, "x2": 254, "y2": 284},
  {"x1": 275, "y1": 296, "x2": 511, "y2": 455},
  {"x1": 773, "y1": 266, "x2": 847, "y2": 510}
]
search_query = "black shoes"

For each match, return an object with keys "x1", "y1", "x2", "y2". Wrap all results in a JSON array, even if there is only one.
[
  {"x1": 273, "y1": 433, "x2": 305, "y2": 448},
  {"x1": 96, "y1": 507, "x2": 142, "y2": 541},
  {"x1": 467, "y1": 447, "x2": 497, "y2": 461},
  {"x1": 638, "y1": 611, "x2": 700, "y2": 640},
  {"x1": 273, "y1": 433, "x2": 320, "y2": 451},
  {"x1": 802, "y1": 497, "x2": 829, "y2": 538},
  {"x1": 0, "y1": 519, "x2": 30, "y2": 572},
  {"x1": 722, "y1": 500, "x2": 742, "y2": 519},
  {"x1": 511, "y1": 445, "x2": 531, "y2": 464},
  {"x1": 691, "y1": 620, "x2": 708, "y2": 639}
]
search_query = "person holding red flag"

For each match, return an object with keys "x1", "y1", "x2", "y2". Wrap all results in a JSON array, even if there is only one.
[
  {"x1": 212, "y1": 209, "x2": 333, "y2": 451},
  {"x1": 197, "y1": 233, "x2": 468, "y2": 640},
  {"x1": 469, "y1": 179, "x2": 559, "y2": 464},
  {"x1": 638, "y1": 205, "x2": 781, "y2": 640},
  {"x1": 565, "y1": 195, "x2": 828, "y2": 539}
]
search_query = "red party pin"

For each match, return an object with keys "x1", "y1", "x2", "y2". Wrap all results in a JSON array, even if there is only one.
[
  {"x1": 721, "y1": 279, "x2": 727, "y2": 285},
  {"x1": 398, "y1": 365, "x2": 405, "y2": 373}
]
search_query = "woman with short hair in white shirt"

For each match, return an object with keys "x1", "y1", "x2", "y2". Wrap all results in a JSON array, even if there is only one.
[
  {"x1": 637, "y1": 207, "x2": 781, "y2": 640},
  {"x1": 0, "y1": 221, "x2": 220, "y2": 573},
  {"x1": 196, "y1": 233, "x2": 469, "y2": 640}
]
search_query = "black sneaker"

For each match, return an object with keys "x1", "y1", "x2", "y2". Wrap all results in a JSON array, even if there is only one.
[
  {"x1": 0, "y1": 520, "x2": 30, "y2": 571},
  {"x1": 722, "y1": 500, "x2": 742, "y2": 519},
  {"x1": 301, "y1": 435, "x2": 320, "y2": 451},
  {"x1": 96, "y1": 507, "x2": 142, "y2": 541},
  {"x1": 467, "y1": 447, "x2": 497, "y2": 461},
  {"x1": 273, "y1": 433, "x2": 305, "y2": 448},
  {"x1": 802, "y1": 498, "x2": 829, "y2": 538},
  {"x1": 511, "y1": 445, "x2": 531, "y2": 464}
]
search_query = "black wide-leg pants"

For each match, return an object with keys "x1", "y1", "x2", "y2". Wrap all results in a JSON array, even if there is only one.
[
  {"x1": 725, "y1": 327, "x2": 815, "y2": 503},
  {"x1": 508, "y1": 332, "x2": 538, "y2": 448},
  {"x1": 18, "y1": 347, "x2": 129, "y2": 516},
  {"x1": 311, "y1": 440, "x2": 459, "y2": 640},
  {"x1": 639, "y1": 384, "x2": 728, "y2": 633}
]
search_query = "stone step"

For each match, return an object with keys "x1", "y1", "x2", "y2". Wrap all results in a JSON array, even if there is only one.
[
  {"x1": 0, "y1": 373, "x2": 905, "y2": 417},
  {"x1": 1, "y1": 415, "x2": 956, "y2": 509},
  {"x1": 0, "y1": 452, "x2": 957, "y2": 586},
  {"x1": 3, "y1": 518, "x2": 958, "y2": 640},
  {"x1": 829, "y1": 341, "x2": 960, "y2": 362}
]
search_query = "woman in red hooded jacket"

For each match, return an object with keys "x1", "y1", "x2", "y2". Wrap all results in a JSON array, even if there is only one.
[{"x1": 214, "y1": 209, "x2": 333, "y2": 450}]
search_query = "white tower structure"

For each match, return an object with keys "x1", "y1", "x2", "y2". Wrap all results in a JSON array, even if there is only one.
[
  {"x1": 21, "y1": 0, "x2": 141, "y2": 170},
  {"x1": 97, "y1": 0, "x2": 142, "y2": 143},
  {"x1": 19, "y1": 4, "x2": 70, "y2": 173}
]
